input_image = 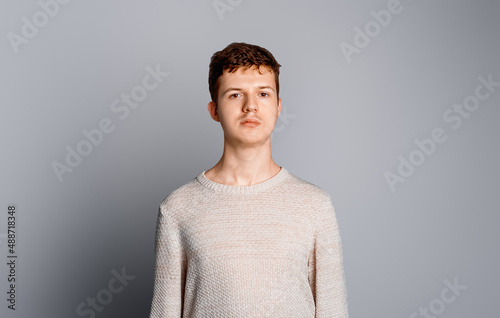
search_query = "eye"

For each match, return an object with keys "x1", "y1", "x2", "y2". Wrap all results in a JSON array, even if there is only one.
[
  {"x1": 260, "y1": 92, "x2": 270, "y2": 97},
  {"x1": 229, "y1": 93, "x2": 240, "y2": 98}
]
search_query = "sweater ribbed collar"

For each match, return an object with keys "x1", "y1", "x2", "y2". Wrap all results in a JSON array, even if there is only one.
[{"x1": 196, "y1": 167, "x2": 289, "y2": 194}]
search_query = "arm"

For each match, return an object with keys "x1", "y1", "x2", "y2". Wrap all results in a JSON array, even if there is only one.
[
  {"x1": 149, "y1": 204, "x2": 187, "y2": 318},
  {"x1": 308, "y1": 197, "x2": 349, "y2": 317}
]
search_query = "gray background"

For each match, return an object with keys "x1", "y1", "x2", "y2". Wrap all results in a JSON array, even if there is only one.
[{"x1": 1, "y1": 0, "x2": 499, "y2": 317}]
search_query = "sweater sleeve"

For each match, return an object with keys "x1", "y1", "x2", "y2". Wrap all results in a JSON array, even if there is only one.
[
  {"x1": 308, "y1": 196, "x2": 349, "y2": 317},
  {"x1": 149, "y1": 203, "x2": 187, "y2": 318}
]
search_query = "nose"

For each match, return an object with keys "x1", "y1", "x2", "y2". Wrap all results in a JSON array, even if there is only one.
[{"x1": 243, "y1": 95, "x2": 258, "y2": 112}]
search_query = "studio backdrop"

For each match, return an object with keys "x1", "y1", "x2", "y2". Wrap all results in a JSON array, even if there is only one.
[{"x1": 1, "y1": 0, "x2": 499, "y2": 317}]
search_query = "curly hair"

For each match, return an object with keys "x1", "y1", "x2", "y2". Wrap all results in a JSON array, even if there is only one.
[{"x1": 208, "y1": 42, "x2": 281, "y2": 105}]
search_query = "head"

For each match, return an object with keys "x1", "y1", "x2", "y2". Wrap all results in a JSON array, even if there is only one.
[
  {"x1": 208, "y1": 42, "x2": 281, "y2": 107},
  {"x1": 207, "y1": 42, "x2": 282, "y2": 146}
]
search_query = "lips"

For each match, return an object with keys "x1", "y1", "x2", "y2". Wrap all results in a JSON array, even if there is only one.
[{"x1": 241, "y1": 118, "x2": 261, "y2": 124}]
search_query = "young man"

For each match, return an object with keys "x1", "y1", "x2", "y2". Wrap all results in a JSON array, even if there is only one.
[{"x1": 149, "y1": 42, "x2": 349, "y2": 317}]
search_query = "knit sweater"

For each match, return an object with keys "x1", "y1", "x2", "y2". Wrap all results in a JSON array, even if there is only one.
[{"x1": 149, "y1": 167, "x2": 349, "y2": 317}]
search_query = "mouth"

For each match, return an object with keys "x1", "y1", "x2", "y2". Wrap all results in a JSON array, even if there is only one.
[
  {"x1": 241, "y1": 119, "x2": 260, "y2": 127},
  {"x1": 241, "y1": 122, "x2": 261, "y2": 127},
  {"x1": 240, "y1": 118, "x2": 261, "y2": 127},
  {"x1": 241, "y1": 118, "x2": 260, "y2": 124}
]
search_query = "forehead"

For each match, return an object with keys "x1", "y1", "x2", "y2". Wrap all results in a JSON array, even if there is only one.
[{"x1": 218, "y1": 65, "x2": 275, "y2": 88}]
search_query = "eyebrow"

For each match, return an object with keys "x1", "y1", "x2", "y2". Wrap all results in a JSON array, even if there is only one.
[{"x1": 222, "y1": 86, "x2": 275, "y2": 96}]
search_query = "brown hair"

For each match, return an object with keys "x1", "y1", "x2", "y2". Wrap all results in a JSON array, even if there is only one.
[{"x1": 208, "y1": 42, "x2": 281, "y2": 105}]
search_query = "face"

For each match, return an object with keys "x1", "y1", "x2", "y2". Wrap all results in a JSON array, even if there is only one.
[{"x1": 208, "y1": 65, "x2": 282, "y2": 146}]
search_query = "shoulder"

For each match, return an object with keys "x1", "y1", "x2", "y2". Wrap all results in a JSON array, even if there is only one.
[
  {"x1": 280, "y1": 170, "x2": 338, "y2": 232},
  {"x1": 282, "y1": 170, "x2": 333, "y2": 208},
  {"x1": 159, "y1": 177, "x2": 200, "y2": 217}
]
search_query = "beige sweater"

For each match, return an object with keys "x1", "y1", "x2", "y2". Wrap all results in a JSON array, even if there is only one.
[{"x1": 149, "y1": 167, "x2": 349, "y2": 317}]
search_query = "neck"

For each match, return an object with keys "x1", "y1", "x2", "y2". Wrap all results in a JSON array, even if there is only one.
[{"x1": 205, "y1": 140, "x2": 280, "y2": 186}]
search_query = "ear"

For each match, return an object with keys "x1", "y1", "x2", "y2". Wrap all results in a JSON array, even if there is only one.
[
  {"x1": 277, "y1": 97, "x2": 282, "y2": 117},
  {"x1": 208, "y1": 101, "x2": 220, "y2": 122}
]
